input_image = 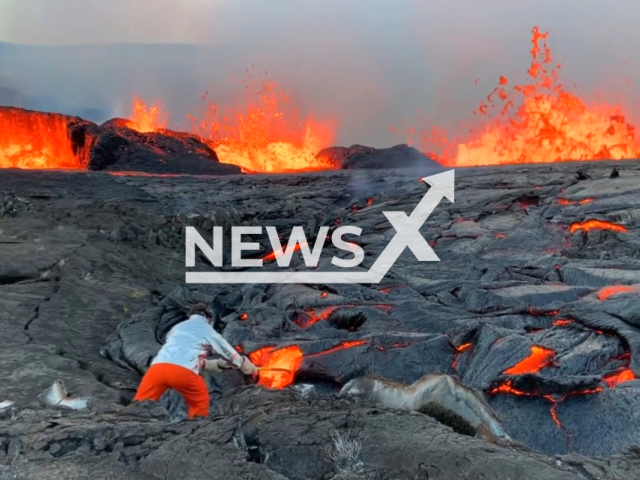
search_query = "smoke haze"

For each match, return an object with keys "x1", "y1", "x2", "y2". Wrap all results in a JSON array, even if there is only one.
[{"x1": 1, "y1": 0, "x2": 639, "y2": 147}]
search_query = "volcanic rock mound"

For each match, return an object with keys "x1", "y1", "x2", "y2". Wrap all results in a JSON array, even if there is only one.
[{"x1": 317, "y1": 143, "x2": 442, "y2": 170}]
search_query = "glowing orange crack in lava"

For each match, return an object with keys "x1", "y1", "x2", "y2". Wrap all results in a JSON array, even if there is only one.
[
  {"x1": 558, "y1": 198, "x2": 594, "y2": 205},
  {"x1": 414, "y1": 26, "x2": 640, "y2": 166},
  {"x1": 489, "y1": 381, "x2": 603, "y2": 429}
]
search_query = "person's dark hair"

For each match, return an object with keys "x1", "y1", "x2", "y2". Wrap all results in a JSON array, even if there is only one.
[{"x1": 188, "y1": 299, "x2": 229, "y2": 333}]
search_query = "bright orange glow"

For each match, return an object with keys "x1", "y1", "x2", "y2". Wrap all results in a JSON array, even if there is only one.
[
  {"x1": 297, "y1": 306, "x2": 339, "y2": 329},
  {"x1": 451, "y1": 342, "x2": 473, "y2": 370},
  {"x1": 504, "y1": 346, "x2": 555, "y2": 375},
  {"x1": 603, "y1": 368, "x2": 636, "y2": 387},
  {"x1": 569, "y1": 220, "x2": 628, "y2": 234},
  {"x1": 597, "y1": 285, "x2": 638, "y2": 301},
  {"x1": 553, "y1": 319, "x2": 574, "y2": 327},
  {"x1": 248, "y1": 345, "x2": 303, "y2": 390},
  {"x1": 262, "y1": 241, "x2": 308, "y2": 262},
  {"x1": 411, "y1": 27, "x2": 640, "y2": 166},
  {"x1": 0, "y1": 108, "x2": 84, "y2": 169},
  {"x1": 558, "y1": 198, "x2": 594, "y2": 205},
  {"x1": 127, "y1": 75, "x2": 336, "y2": 173},
  {"x1": 188, "y1": 75, "x2": 336, "y2": 172},
  {"x1": 127, "y1": 97, "x2": 168, "y2": 133},
  {"x1": 454, "y1": 342, "x2": 472, "y2": 353}
]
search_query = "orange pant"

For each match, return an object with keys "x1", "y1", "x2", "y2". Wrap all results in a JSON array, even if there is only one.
[{"x1": 133, "y1": 363, "x2": 209, "y2": 419}]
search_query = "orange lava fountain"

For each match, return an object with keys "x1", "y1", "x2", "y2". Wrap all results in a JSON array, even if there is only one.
[
  {"x1": 188, "y1": 76, "x2": 336, "y2": 172},
  {"x1": 126, "y1": 74, "x2": 336, "y2": 173},
  {"x1": 414, "y1": 27, "x2": 640, "y2": 166},
  {"x1": 127, "y1": 97, "x2": 168, "y2": 133},
  {"x1": 0, "y1": 108, "x2": 84, "y2": 169}
]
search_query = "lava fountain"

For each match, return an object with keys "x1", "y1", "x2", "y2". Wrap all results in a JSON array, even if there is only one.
[
  {"x1": 128, "y1": 72, "x2": 337, "y2": 173},
  {"x1": 413, "y1": 26, "x2": 640, "y2": 166},
  {"x1": 127, "y1": 98, "x2": 168, "y2": 133},
  {"x1": 0, "y1": 107, "x2": 85, "y2": 169}
]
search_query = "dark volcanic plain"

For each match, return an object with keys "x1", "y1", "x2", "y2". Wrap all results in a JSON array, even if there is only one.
[{"x1": 1, "y1": 160, "x2": 640, "y2": 480}]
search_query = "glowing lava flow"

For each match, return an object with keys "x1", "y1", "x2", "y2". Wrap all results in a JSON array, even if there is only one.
[
  {"x1": 127, "y1": 98, "x2": 168, "y2": 133},
  {"x1": 413, "y1": 26, "x2": 640, "y2": 166},
  {"x1": 597, "y1": 285, "x2": 638, "y2": 301},
  {"x1": 569, "y1": 220, "x2": 628, "y2": 234},
  {"x1": 603, "y1": 368, "x2": 636, "y2": 387},
  {"x1": 0, "y1": 108, "x2": 83, "y2": 169},
  {"x1": 248, "y1": 345, "x2": 303, "y2": 389},
  {"x1": 247, "y1": 340, "x2": 367, "y2": 389},
  {"x1": 503, "y1": 346, "x2": 555, "y2": 375},
  {"x1": 558, "y1": 198, "x2": 594, "y2": 206}
]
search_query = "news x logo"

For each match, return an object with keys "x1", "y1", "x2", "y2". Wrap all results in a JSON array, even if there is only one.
[{"x1": 185, "y1": 170, "x2": 454, "y2": 284}]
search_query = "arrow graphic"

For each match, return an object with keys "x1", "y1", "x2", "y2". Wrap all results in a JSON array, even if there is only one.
[{"x1": 186, "y1": 169, "x2": 455, "y2": 284}]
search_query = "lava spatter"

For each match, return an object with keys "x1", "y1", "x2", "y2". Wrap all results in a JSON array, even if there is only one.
[
  {"x1": 127, "y1": 98, "x2": 168, "y2": 133},
  {"x1": 0, "y1": 108, "x2": 84, "y2": 169},
  {"x1": 412, "y1": 26, "x2": 640, "y2": 166},
  {"x1": 189, "y1": 73, "x2": 336, "y2": 173}
]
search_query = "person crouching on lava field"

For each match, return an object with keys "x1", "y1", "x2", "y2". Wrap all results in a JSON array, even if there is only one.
[{"x1": 133, "y1": 303, "x2": 257, "y2": 419}]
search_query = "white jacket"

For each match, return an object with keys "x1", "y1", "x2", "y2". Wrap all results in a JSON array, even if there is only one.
[{"x1": 152, "y1": 314, "x2": 243, "y2": 374}]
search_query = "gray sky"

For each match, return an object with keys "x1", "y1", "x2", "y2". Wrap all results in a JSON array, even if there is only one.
[{"x1": 1, "y1": 0, "x2": 639, "y2": 148}]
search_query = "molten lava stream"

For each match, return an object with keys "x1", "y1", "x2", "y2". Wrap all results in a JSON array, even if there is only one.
[
  {"x1": 248, "y1": 345, "x2": 303, "y2": 389},
  {"x1": 0, "y1": 109, "x2": 84, "y2": 169},
  {"x1": 603, "y1": 368, "x2": 637, "y2": 387},
  {"x1": 409, "y1": 26, "x2": 640, "y2": 166},
  {"x1": 569, "y1": 220, "x2": 628, "y2": 234},
  {"x1": 597, "y1": 284, "x2": 638, "y2": 301},
  {"x1": 503, "y1": 346, "x2": 555, "y2": 375}
]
